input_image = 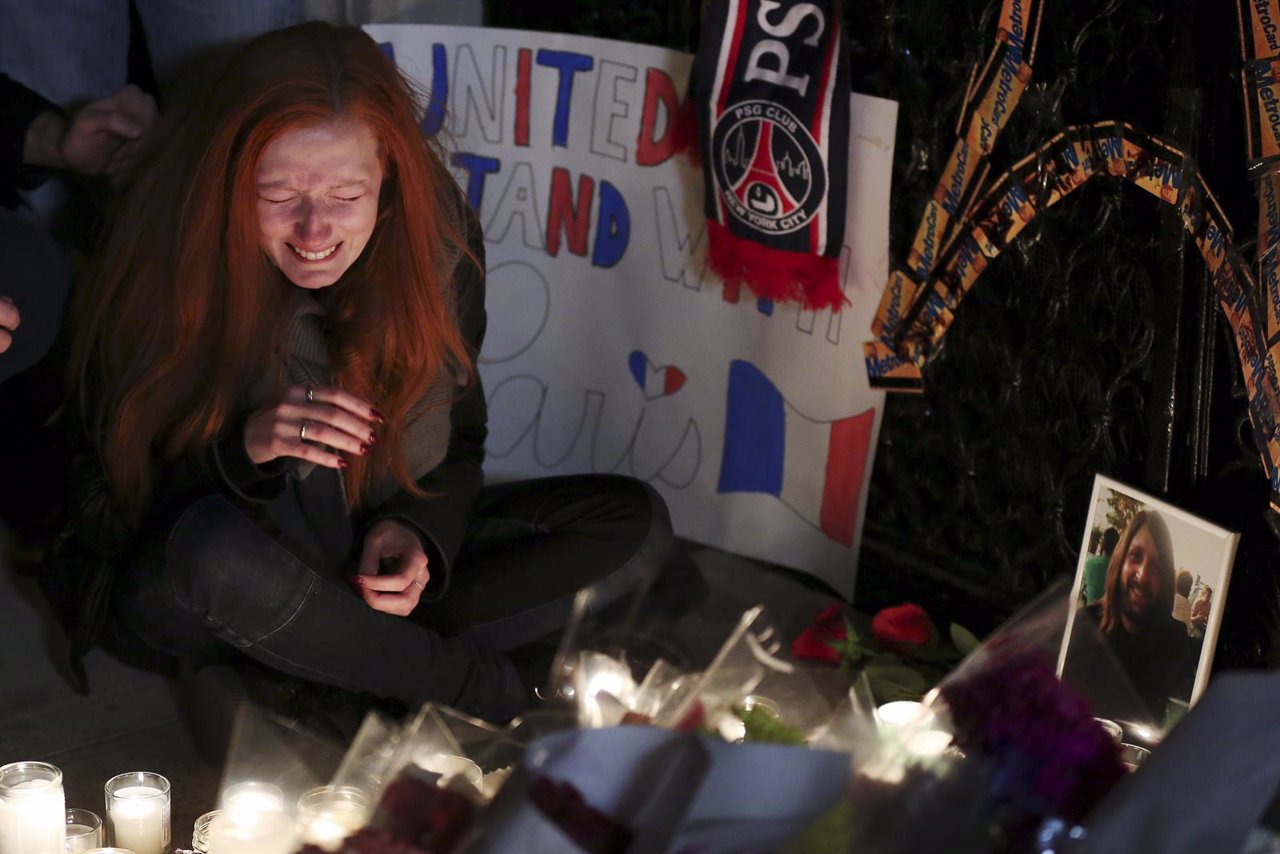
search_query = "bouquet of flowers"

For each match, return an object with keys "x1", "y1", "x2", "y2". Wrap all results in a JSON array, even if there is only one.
[
  {"x1": 791, "y1": 601, "x2": 979, "y2": 702},
  {"x1": 792, "y1": 587, "x2": 1130, "y2": 854}
]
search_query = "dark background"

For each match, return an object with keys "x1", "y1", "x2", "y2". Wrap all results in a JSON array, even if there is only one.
[{"x1": 481, "y1": 0, "x2": 1280, "y2": 672}]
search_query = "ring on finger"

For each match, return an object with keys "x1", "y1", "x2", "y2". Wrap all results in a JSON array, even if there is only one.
[
  {"x1": 306, "y1": 385, "x2": 315, "y2": 403},
  {"x1": 299, "y1": 419, "x2": 310, "y2": 442}
]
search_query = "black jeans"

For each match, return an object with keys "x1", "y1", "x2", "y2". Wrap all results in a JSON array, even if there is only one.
[{"x1": 112, "y1": 475, "x2": 671, "y2": 722}]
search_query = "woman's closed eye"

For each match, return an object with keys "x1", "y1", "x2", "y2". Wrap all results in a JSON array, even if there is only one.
[{"x1": 259, "y1": 194, "x2": 296, "y2": 204}]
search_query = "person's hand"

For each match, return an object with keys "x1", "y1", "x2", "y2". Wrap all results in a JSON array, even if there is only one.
[
  {"x1": 1190, "y1": 597, "x2": 1210, "y2": 630},
  {"x1": 0, "y1": 297, "x2": 18, "y2": 354},
  {"x1": 60, "y1": 85, "x2": 157, "y2": 184},
  {"x1": 243, "y1": 383, "x2": 381, "y2": 468},
  {"x1": 355, "y1": 519, "x2": 430, "y2": 616}
]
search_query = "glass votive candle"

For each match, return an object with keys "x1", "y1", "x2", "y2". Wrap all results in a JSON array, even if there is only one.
[
  {"x1": 191, "y1": 810, "x2": 219, "y2": 854},
  {"x1": 904, "y1": 729, "x2": 954, "y2": 759},
  {"x1": 64, "y1": 808, "x2": 105, "y2": 853},
  {"x1": 1093, "y1": 717, "x2": 1124, "y2": 744},
  {"x1": 219, "y1": 783, "x2": 285, "y2": 814},
  {"x1": 295, "y1": 787, "x2": 370, "y2": 851},
  {"x1": 410, "y1": 752, "x2": 483, "y2": 789},
  {"x1": 0, "y1": 761, "x2": 67, "y2": 854},
  {"x1": 104, "y1": 773, "x2": 170, "y2": 854},
  {"x1": 875, "y1": 700, "x2": 934, "y2": 734},
  {"x1": 204, "y1": 807, "x2": 296, "y2": 854},
  {"x1": 1119, "y1": 743, "x2": 1152, "y2": 772}
]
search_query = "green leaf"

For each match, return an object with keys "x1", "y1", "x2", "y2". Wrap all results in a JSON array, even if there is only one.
[
  {"x1": 865, "y1": 664, "x2": 928, "y2": 702},
  {"x1": 737, "y1": 705, "x2": 807, "y2": 744},
  {"x1": 902, "y1": 641, "x2": 956, "y2": 664},
  {"x1": 950, "y1": 623, "x2": 981, "y2": 656}
]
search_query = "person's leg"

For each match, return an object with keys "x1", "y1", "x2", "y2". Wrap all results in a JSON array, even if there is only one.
[
  {"x1": 419, "y1": 475, "x2": 673, "y2": 652},
  {"x1": 0, "y1": 208, "x2": 70, "y2": 384},
  {"x1": 113, "y1": 494, "x2": 525, "y2": 722}
]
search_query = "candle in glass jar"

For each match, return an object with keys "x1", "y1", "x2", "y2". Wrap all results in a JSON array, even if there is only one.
[
  {"x1": 64, "y1": 808, "x2": 105, "y2": 853},
  {"x1": 0, "y1": 761, "x2": 66, "y2": 854},
  {"x1": 104, "y1": 773, "x2": 169, "y2": 854},
  {"x1": 294, "y1": 787, "x2": 369, "y2": 852},
  {"x1": 410, "y1": 752, "x2": 483, "y2": 789},
  {"x1": 220, "y1": 783, "x2": 284, "y2": 815},
  {"x1": 205, "y1": 808, "x2": 296, "y2": 854}
]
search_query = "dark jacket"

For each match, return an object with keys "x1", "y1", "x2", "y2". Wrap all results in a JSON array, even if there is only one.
[
  {"x1": 0, "y1": 74, "x2": 59, "y2": 210},
  {"x1": 43, "y1": 199, "x2": 488, "y2": 692}
]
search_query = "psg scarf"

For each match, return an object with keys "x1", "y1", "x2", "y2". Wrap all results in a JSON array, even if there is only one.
[{"x1": 695, "y1": 0, "x2": 851, "y2": 310}]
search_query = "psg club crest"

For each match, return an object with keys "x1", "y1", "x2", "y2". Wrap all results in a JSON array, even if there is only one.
[{"x1": 711, "y1": 100, "x2": 826, "y2": 237}]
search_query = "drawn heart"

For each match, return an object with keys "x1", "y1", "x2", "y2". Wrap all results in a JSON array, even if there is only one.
[{"x1": 628, "y1": 350, "x2": 687, "y2": 400}]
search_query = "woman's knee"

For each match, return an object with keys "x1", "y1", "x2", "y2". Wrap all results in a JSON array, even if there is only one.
[
  {"x1": 157, "y1": 495, "x2": 320, "y2": 642},
  {"x1": 561, "y1": 474, "x2": 674, "y2": 576}
]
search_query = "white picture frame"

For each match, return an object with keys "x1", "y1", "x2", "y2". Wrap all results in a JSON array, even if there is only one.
[{"x1": 1057, "y1": 475, "x2": 1239, "y2": 735}]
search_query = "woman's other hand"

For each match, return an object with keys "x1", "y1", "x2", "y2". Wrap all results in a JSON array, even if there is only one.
[
  {"x1": 355, "y1": 519, "x2": 430, "y2": 616},
  {"x1": 0, "y1": 297, "x2": 18, "y2": 354},
  {"x1": 244, "y1": 383, "x2": 381, "y2": 468}
]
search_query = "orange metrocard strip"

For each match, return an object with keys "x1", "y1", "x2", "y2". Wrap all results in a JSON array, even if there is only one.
[
  {"x1": 870, "y1": 266, "x2": 921, "y2": 343},
  {"x1": 1244, "y1": 56, "x2": 1280, "y2": 174},
  {"x1": 906, "y1": 136, "x2": 985, "y2": 279},
  {"x1": 963, "y1": 38, "x2": 1033, "y2": 157},
  {"x1": 1239, "y1": 0, "x2": 1280, "y2": 63},
  {"x1": 998, "y1": 0, "x2": 1043, "y2": 66},
  {"x1": 1122, "y1": 128, "x2": 1189, "y2": 205},
  {"x1": 1259, "y1": 172, "x2": 1280, "y2": 343},
  {"x1": 863, "y1": 340, "x2": 924, "y2": 391}
]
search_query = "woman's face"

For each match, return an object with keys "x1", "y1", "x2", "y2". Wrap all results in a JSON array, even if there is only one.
[
  {"x1": 256, "y1": 117, "x2": 383, "y2": 289},
  {"x1": 1119, "y1": 523, "x2": 1162, "y2": 624}
]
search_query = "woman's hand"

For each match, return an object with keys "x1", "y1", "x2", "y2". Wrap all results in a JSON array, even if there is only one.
[
  {"x1": 244, "y1": 383, "x2": 381, "y2": 468},
  {"x1": 355, "y1": 519, "x2": 430, "y2": 616},
  {"x1": 0, "y1": 297, "x2": 18, "y2": 354}
]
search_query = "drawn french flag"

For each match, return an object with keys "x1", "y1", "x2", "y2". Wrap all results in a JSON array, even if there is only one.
[{"x1": 717, "y1": 360, "x2": 875, "y2": 547}]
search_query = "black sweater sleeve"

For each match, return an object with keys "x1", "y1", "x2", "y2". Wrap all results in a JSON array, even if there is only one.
[{"x1": 365, "y1": 212, "x2": 488, "y2": 598}]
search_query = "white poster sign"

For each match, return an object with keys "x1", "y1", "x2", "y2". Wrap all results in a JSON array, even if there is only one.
[{"x1": 366, "y1": 24, "x2": 896, "y2": 598}]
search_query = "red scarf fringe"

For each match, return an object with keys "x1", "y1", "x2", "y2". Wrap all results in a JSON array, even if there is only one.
[{"x1": 707, "y1": 220, "x2": 846, "y2": 311}]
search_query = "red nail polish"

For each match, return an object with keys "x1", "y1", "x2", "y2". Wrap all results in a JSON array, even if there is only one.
[
  {"x1": 370, "y1": 408, "x2": 386, "y2": 423},
  {"x1": 352, "y1": 575, "x2": 364, "y2": 587},
  {"x1": 337, "y1": 458, "x2": 349, "y2": 469},
  {"x1": 367, "y1": 433, "x2": 379, "y2": 446},
  {"x1": 359, "y1": 443, "x2": 370, "y2": 455}
]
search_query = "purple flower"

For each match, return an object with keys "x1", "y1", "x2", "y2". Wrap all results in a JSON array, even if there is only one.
[{"x1": 938, "y1": 642, "x2": 1126, "y2": 824}]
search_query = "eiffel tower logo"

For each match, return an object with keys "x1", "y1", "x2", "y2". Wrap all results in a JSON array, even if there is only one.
[{"x1": 727, "y1": 122, "x2": 803, "y2": 220}]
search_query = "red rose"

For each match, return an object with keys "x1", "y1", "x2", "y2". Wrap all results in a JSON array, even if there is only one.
[
  {"x1": 791, "y1": 604, "x2": 848, "y2": 663},
  {"x1": 871, "y1": 603, "x2": 932, "y2": 654}
]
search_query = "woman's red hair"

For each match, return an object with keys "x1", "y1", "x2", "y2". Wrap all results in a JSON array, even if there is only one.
[{"x1": 71, "y1": 22, "x2": 474, "y2": 519}]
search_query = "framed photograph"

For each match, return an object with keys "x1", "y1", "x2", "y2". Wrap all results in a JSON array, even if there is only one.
[{"x1": 1057, "y1": 475, "x2": 1239, "y2": 735}]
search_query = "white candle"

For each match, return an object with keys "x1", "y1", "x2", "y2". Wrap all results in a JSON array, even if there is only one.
[
  {"x1": 905, "y1": 729, "x2": 953, "y2": 758},
  {"x1": 205, "y1": 808, "x2": 296, "y2": 854},
  {"x1": 411, "y1": 753, "x2": 483, "y2": 789},
  {"x1": 106, "y1": 788, "x2": 168, "y2": 854},
  {"x1": 220, "y1": 783, "x2": 285, "y2": 815},
  {"x1": 104, "y1": 774, "x2": 169, "y2": 854},
  {"x1": 0, "y1": 764, "x2": 66, "y2": 854},
  {"x1": 876, "y1": 700, "x2": 933, "y2": 732},
  {"x1": 64, "y1": 808, "x2": 105, "y2": 853},
  {"x1": 295, "y1": 788, "x2": 368, "y2": 852}
]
